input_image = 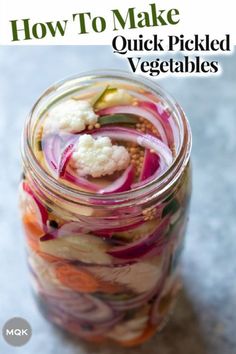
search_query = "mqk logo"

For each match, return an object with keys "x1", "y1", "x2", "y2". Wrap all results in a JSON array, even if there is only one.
[{"x1": 2, "y1": 317, "x2": 32, "y2": 346}]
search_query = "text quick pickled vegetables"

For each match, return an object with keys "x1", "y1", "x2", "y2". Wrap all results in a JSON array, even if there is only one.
[{"x1": 19, "y1": 73, "x2": 192, "y2": 346}]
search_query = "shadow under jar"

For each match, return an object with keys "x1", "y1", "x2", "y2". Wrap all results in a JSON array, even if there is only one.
[{"x1": 19, "y1": 71, "x2": 192, "y2": 347}]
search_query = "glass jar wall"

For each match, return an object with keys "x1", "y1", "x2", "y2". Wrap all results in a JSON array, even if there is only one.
[{"x1": 19, "y1": 71, "x2": 192, "y2": 346}]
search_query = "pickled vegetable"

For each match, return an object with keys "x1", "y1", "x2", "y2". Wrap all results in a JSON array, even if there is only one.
[{"x1": 19, "y1": 75, "x2": 191, "y2": 345}]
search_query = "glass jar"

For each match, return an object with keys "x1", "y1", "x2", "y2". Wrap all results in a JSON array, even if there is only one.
[{"x1": 19, "y1": 71, "x2": 192, "y2": 346}]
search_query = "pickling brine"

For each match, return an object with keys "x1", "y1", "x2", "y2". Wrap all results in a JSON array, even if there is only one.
[{"x1": 19, "y1": 71, "x2": 192, "y2": 346}]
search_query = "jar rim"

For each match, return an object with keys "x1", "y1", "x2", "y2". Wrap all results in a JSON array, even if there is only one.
[{"x1": 22, "y1": 69, "x2": 192, "y2": 207}]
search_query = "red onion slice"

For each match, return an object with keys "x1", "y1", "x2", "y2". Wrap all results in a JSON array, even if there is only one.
[
  {"x1": 56, "y1": 137, "x2": 101, "y2": 192},
  {"x1": 138, "y1": 101, "x2": 174, "y2": 147},
  {"x1": 140, "y1": 149, "x2": 160, "y2": 181},
  {"x1": 58, "y1": 143, "x2": 74, "y2": 177},
  {"x1": 54, "y1": 305, "x2": 122, "y2": 335},
  {"x1": 99, "y1": 165, "x2": 134, "y2": 194},
  {"x1": 108, "y1": 217, "x2": 170, "y2": 260},
  {"x1": 40, "y1": 233, "x2": 55, "y2": 241},
  {"x1": 44, "y1": 291, "x2": 117, "y2": 324},
  {"x1": 39, "y1": 289, "x2": 123, "y2": 333},
  {"x1": 98, "y1": 105, "x2": 168, "y2": 144},
  {"x1": 42, "y1": 134, "x2": 62, "y2": 175},
  {"x1": 58, "y1": 146, "x2": 101, "y2": 191},
  {"x1": 62, "y1": 168, "x2": 101, "y2": 192},
  {"x1": 131, "y1": 149, "x2": 161, "y2": 189},
  {"x1": 93, "y1": 220, "x2": 144, "y2": 238}
]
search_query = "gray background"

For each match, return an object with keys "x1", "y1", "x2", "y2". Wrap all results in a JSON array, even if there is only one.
[{"x1": 0, "y1": 47, "x2": 235, "y2": 354}]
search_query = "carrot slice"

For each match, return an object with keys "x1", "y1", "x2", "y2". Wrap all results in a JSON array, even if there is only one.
[
  {"x1": 55, "y1": 264, "x2": 99, "y2": 293},
  {"x1": 98, "y1": 281, "x2": 123, "y2": 294},
  {"x1": 55, "y1": 263, "x2": 123, "y2": 294},
  {"x1": 22, "y1": 213, "x2": 45, "y2": 251},
  {"x1": 23, "y1": 213, "x2": 44, "y2": 237},
  {"x1": 117, "y1": 324, "x2": 156, "y2": 347}
]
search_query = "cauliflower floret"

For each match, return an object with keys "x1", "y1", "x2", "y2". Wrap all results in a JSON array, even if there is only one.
[
  {"x1": 43, "y1": 99, "x2": 98, "y2": 133},
  {"x1": 70, "y1": 135, "x2": 130, "y2": 178}
]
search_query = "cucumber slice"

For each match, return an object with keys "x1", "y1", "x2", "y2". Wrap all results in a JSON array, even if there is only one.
[
  {"x1": 94, "y1": 87, "x2": 133, "y2": 109},
  {"x1": 39, "y1": 234, "x2": 112, "y2": 265},
  {"x1": 90, "y1": 85, "x2": 109, "y2": 106},
  {"x1": 98, "y1": 114, "x2": 138, "y2": 126},
  {"x1": 93, "y1": 86, "x2": 116, "y2": 108},
  {"x1": 162, "y1": 199, "x2": 180, "y2": 217}
]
